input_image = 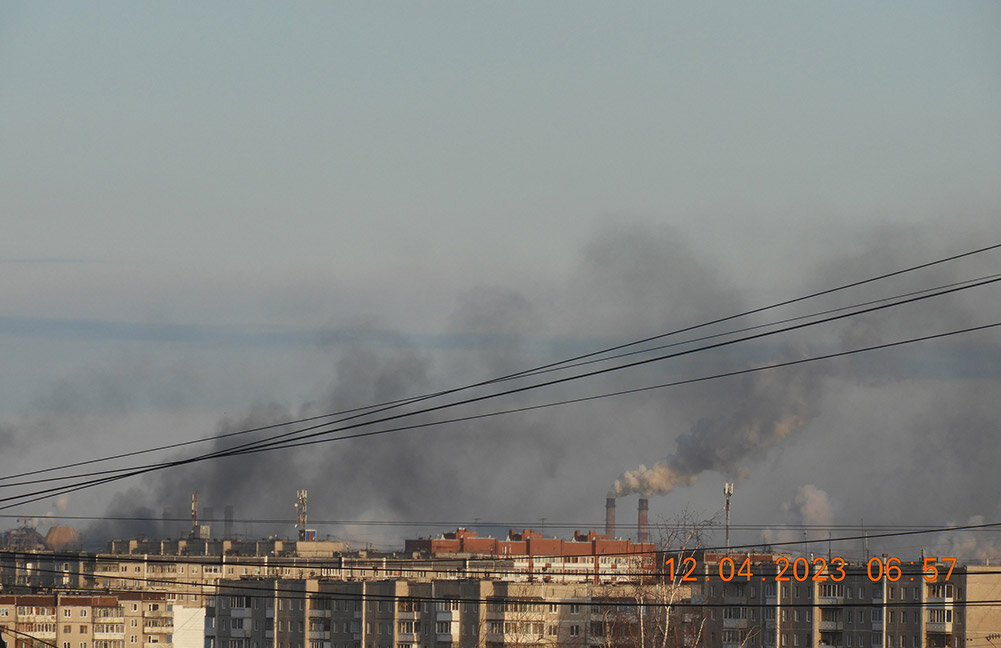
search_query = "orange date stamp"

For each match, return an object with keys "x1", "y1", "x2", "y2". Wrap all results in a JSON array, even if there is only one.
[{"x1": 665, "y1": 555, "x2": 957, "y2": 583}]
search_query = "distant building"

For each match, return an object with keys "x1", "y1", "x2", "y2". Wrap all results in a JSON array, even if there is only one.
[
  {"x1": 693, "y1": 552, "x2": 1000, "y2": 648},
  {"x1": 405, "y1": 528, "x2": 658, "y2": 584},
  {"x1": 0, "y1": 592, "x2": 182, "y2": 648}
]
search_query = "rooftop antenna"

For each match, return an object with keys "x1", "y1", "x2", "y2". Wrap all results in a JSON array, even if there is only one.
[
  {"x1": 724, "y1": 483, "x2": 734, "y2": 551},
  {"x1": 295, "y1": 490, "x2": 308, "y2": 541}
]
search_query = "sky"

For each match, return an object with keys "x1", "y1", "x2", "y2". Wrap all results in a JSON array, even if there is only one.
[{"x1": 1, "y1": 2, "x2": 1000, "y2": 557}]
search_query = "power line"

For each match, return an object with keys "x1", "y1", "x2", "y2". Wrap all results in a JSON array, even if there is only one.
[
  {"x1": 4, "y1": 518, "x2": 1000, "y2": 565},
  {"x1": 9, "y1": 512, "x2": 1001, "y2": 532},
  {"x1": 3, "y1": 282, "x2": 998, "y2": 510},
  {"x1": 5, "y1": 243, "x2": 998, "y2": 486},
  {"x1": 8, "y1": 561, "x2": 1001, "y2": 610}
]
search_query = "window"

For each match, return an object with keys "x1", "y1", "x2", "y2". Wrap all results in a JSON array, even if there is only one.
[
  {"x1": 569, "y1": 625, "x2": 580, "y2": 637},
  {"x1": 569, "y1": 604, "x2": 580, "y2": 614}
]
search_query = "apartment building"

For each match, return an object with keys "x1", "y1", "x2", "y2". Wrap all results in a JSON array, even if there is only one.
[
  {"x1": 207, "y1": 577, "x2": 695, "y2": 648},
  {"x1": 0, "y1": 593, "x2": 177, "y2": 648},
  {"x1": 693, "y1": 553, "x2": 1000, "y2": 648},
  {"x1": 0, "y1": 553, "x2": 95, "y2": 591}
]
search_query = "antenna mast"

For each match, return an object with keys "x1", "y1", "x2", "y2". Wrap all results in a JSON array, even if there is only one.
[
  {"x1": 724, "y1": 483, "x2": 734, "y2": 551},
  {"x1": 295, "y1": 490, "x2": 308, "y2": 541}
]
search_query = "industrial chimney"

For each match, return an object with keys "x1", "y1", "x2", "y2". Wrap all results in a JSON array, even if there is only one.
[
  {"x1": 638, "y1": 497, "x2": 649, "y2": 543},
  {"x1": 605, "y1": 497, "x2": 616, "y2": 537},
  {"x1": 224, "y1": 505, "x2": 234, "y2": 539}
]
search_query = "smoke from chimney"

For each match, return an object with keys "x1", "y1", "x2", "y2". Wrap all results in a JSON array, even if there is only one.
[
  {"x1": 638, "y1": 497, "x2": 649, "y2": 543},
  {"x1": 605, "y1": 497, "x2": 616, "y2": 537},
  {"x1": 611, "y1": 355, "x2": 820, "y2": 499}
]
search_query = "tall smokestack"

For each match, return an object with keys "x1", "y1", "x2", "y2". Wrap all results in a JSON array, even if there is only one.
[
  {"x1": 605, "y1": 497, "x2": 616, "y2": 537},
  {"x1": 638, "y1": 497, "x2": 649, "y2": 543},
  {"x1": 191, "y1": 492, "x2": 198, "y2": 535},
  {"x1": 224, "y1": 505, "x2": 234, "y2": 539}
]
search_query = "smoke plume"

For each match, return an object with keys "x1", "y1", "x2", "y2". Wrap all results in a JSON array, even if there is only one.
[{"x1": 611, "y1": 352, "x2": 821, "y2": 497}]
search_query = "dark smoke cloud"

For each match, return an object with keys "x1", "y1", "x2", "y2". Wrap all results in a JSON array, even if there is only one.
[
  {"x1": 82, "y1": 222, "x2": 1001, "y2": 556},
  {"x1": 611, "y1": 347, "x2": 821, "y2": 497}
]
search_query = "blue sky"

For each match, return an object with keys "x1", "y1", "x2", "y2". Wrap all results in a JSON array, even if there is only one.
[{"x1": 2, "y1": 2, "x2": 1000, "y2": 551}]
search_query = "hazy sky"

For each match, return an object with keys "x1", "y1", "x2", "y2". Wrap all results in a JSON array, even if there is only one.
[{"x1": 2, "y1": 2, "x2": 1000, "y2": 555}]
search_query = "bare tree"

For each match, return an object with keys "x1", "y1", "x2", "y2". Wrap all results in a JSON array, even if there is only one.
[{"x1": 604, "y1": 507, "x2": 721, "y2": 648}]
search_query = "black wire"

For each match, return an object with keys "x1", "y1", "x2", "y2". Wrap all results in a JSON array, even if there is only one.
[
  {"x1": 4, "y1": 275, "x2": 999, "y2": 505},
  {"x1": 2, "y1": 316, "x2": 999, "y2": 510},
  {"x1": 8, "y1": 561, "x2": 1001, "y2": 611},
  {"x1": 4, "y1": 517, "x2": 1000, "y2": 565},
  {"x1": 5, "y1": 560, "x2": 1001, "y2": 612},
  {"x1": 9, "y1": 512, "x2": 1001, "y2": 533},
  {"x1": 6, "y1": 243, "x2": 997, "y2": 485}
]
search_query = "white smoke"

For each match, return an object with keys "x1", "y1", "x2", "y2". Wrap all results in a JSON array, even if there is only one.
[
  {"x1": 931, "y1": 516, "x2": 1001, "y2": 564},
  {"x1": 610, "y1": 462, "x2": 696, "y2": 497},
  {"x1": 794, "y1": 484, "x2": 834, "y2": 527},
  {"x1": 611, "y1": 358, "x2": 820, "y2": 498},
  {"x1": 762, "y1": 484, "x2": 838, "y2": 548}
]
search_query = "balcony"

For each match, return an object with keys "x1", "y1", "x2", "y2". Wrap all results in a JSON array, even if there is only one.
[
  {"x1": 819, "y1": 620, "x2": 844, "y2": 631},
  {"x1": 722, "y1": 618, "x2": 749, "y2": 629}
]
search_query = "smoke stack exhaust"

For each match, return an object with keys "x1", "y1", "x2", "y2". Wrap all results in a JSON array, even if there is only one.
[
  {"x1": 638, "y1": 497, "x2": 649, "y2": 543},
  {"x1": 605, "y1": 497, "x2": 616, "y2": 537}
]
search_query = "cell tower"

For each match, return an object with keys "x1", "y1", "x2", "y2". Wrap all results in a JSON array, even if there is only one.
[
  {"x1": 724, "y1": 483, "x2": 734, "y2": 550},
  {"x1": 191, "y1": 492, "x2": 199, "y2": 536},
  {"x1": 295, "y1": 489, "x2": 308, "y2": 541}
]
